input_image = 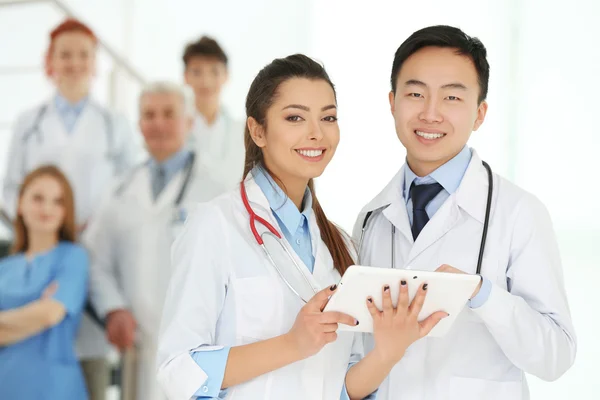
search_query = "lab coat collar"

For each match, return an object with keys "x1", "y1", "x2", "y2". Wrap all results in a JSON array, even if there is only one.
[
  {"x1": 406, "y1": 149, "x2": 492, "y2": 264},
  {"x1": 360, "y1": 149, "x2": 490, "y2": 224},
  {"x1": 194, "y1": 106, "x2": 228, "y2": 132},
  {"x1": 455, "y1": 150, "x2": 492, "y2": 225},
  {"x1": 243, "y1": 172, "x2": 321, "y2": 258},
  {"x1": 242, "y1": 172, "x2": 333, "y2": 291},
  {"x1": 54, "y1": 93, "x2": 88, "y2": 114},
  {"x1": 251, "y1": 166, "x2": 313, "y2": 236},
  {"x1": 358, "y1": 149, "x2": 491, "y2": 253}
]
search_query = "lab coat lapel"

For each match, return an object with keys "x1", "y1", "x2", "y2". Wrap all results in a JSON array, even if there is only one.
[
  {"x1": 40, "y1": 101, "x2": 69, "y2": 146},
  {"x1": 71, "y1": 101, "x2": 99, "y2": 140},
  {"x1": 406, "y1": 151, "x2": 489, "y2": 266},
  {"x1": 308, "y1": 211, "x2": 339, "y2": 289},
  {"x1": 244, "y1": 175, "x2": 322, "y2": 298},
  {"x1": 455, "y1": 150, "x2": 491, "y2": 225},
  {"x1": 406, "y1": 197, "x2": 461, "y2": 267},
  {"x1": 366, "y1": 166, "x2": 413, "y2": 244},
  {"x1": 154, "y1": 167, "x2": 187, "y2": 210},
  {"x1": 383, "y1": 200, "x2": 413, "y2": 246},
  {"x1": 131, "y1": 166, "x2": 154, "y2": 210}
]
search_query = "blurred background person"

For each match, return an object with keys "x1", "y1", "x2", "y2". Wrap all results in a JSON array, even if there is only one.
[
  {"x1": 0, "y1": 165, "x2": 89, "y2": 400},
  {"x1": 83, "y1": 82, "x2": 226, "y2": 400},
  {"x1": 3, "y1": 18, "x2": 140, "y2": 233},
  {"x1": 183, "y1": 36, "x2": 245, "y2": 188},
  {"x1": 1, "y1": 18, "x2": 142, "y2": 400}
]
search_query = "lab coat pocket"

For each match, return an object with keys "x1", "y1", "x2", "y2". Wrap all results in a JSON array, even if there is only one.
[
  {"x1": 233, "y1": 276, "x2": 283, "y2": 343},
  {"x1": 447, "y1": 376, "x2": 523, "y2": 400}
]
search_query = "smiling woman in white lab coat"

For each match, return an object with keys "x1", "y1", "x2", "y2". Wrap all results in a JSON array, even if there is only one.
[
  {"x1": 157, "y1": 54, "x2": 447, "y2": 400},
  {"x1": 354, "y1": 26, "x2": 577, "y2": 400},
  {"x1": 2, "y1": 18, "x2": 140, "y2": 232}
]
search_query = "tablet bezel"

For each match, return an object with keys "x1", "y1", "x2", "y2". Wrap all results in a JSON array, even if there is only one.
[{"x1": 323, "y1": 265, "x2": 480, "y2": 337}]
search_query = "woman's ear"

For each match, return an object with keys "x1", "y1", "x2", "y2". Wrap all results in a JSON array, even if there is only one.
[{"x1": 248, "y1": 117, "x2": 267, "y2": 148}]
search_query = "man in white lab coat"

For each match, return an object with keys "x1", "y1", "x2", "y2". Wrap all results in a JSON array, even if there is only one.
[
  {"x1": 83, "y1": 82, "x2": 226, "y2": 400},
  {"x1": 354, "y1": 25, "x2": 576, "y2": 400},
  {"x1": 182, "y1": 36, "x2": 245, "y2": 188}
]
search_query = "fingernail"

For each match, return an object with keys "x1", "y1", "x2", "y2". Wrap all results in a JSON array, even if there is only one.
[
  {"x1": 384, "y1": 285, "x2": 390, "y2": 291},
  {"x1": 355, "y1": 320, "x2": 360, "y2": 326},
  {"x1": 330, "y1": 284, "x2": 337, "y2": 291},
  {"x1": 401, "y1": 280, "x2": 407, "y2": 286},
  {"x1": 367, "y1": 297, "x2": 373, "y2": 303},
  {"x1": 423, "y1": 283, "x2": 428, "y2": 290}
]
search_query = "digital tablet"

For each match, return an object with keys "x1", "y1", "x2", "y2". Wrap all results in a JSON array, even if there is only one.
[{"x1": 323, "y1": 265, "x2": 480, "y2": 337}]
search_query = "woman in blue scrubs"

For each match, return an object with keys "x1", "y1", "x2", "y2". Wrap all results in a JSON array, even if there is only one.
[{"x1": 0, "y1": 165, "x2": 89, "y2": 399}]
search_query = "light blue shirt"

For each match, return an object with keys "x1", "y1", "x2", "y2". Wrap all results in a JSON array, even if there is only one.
[
  {"x1": 54, "y1": 94, "x2": 88, "y2": 133},
  {"x1": 403, "y1": 146, "x2": 491, "y2": 308},
  {"x1": 148, "y1": 148, "x2": 192, "y2": 200},
  {"x1": 0, "y1": 242, "x2": 89, "y2": 399},
  {"x1": 252, "y1": 166, "x2": 315, "y2": 271}
]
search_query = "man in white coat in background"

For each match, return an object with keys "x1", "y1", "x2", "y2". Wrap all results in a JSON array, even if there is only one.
[
  {"x1": 83, "y1": 82, "x2": 227, "y2": 400},
  {"x1": 182, "y1": 35, "x2": 245, "y2": 189}
]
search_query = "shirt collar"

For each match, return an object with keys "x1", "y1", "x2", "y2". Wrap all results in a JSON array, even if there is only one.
[
  {"x1": 403, "y1": 145, "x2": 472, "y2": 201},
  {"x1": 251, "y1": 165, "x2": 313, "y2": 234},
  {"x1": 54, "y1": 93, "x2": 88, "y2": 114},
  {"x1": 148, "y1": 148, "x2": 192, "y2": 176}
]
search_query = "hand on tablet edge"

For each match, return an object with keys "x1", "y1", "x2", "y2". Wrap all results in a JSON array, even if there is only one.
[{"x1": 435, "y1": 264, "x2": 483, "y2": 299}]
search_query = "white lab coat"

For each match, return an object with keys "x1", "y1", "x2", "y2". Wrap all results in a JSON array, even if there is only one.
[
  {"x1": 83, "y1": 156, "x2": 227, "y2": 400},
  {"x1": 2, "y1": 98, "x2": 141, "y2": 225},
  {"x1": 353, "y1": 150, "x2": 577, "y2": 400},
  {"x1": 156, "y1": 173, "x2": 364, "y2": 400},
  {"x1": 189, "y1": 108, "x2": 245, "y2": 190},
  {"x1": 2, "y1": 98, "x2": 143, "y2": 360}
]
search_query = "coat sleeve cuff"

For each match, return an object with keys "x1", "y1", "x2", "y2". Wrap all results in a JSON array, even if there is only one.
[
  {"x1": 190, "y1": 346, "x2": 231, "y2": 398},
  {"x1": 468, "y1": 277, "x2": 492, "y2": 309}
]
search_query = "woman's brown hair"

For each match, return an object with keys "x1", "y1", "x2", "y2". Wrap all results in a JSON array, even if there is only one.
[
  {"x1": 242, "y1": 54, "x2": 353, "y2": 276},
  {"x1": 11, "y1": 165, "x2": 76, "y2": 254}
]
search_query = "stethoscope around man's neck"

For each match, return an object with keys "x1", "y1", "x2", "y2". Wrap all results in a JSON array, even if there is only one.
[{"x1": 358, "y1": 161, "x2": 493, "y2": 275}]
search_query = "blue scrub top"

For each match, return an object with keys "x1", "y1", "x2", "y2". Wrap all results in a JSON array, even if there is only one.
[{"x1": 0, "y1": 242, "x2": 89, "y2": 400}]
